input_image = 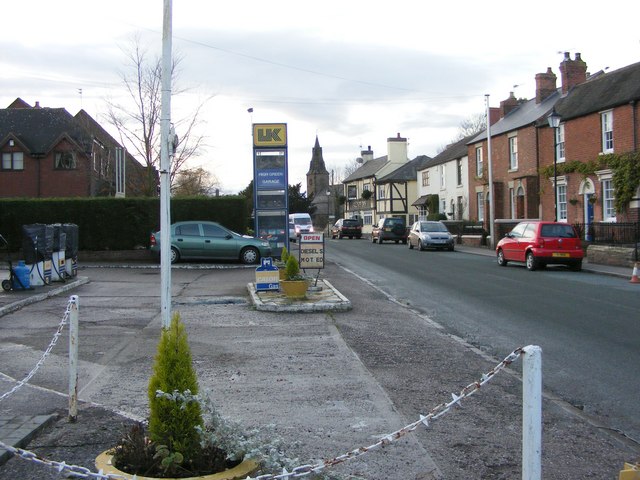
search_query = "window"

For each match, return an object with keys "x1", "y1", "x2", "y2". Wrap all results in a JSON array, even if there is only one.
[
  {"x1": 202, "y1": 223, "x2": 227, "y2": 237},
  {"x1": 55, "y1": 151, "x2": 77, "y2": 169},
  {"x1": 363, "y1": 211, "x2": 373, "y2": 225},
  {"x1": 477, "y1": 192, "x2": 484, "y2": 221},
  {"x1": 601, "y1": 111, "x2": 613, "y2": 153},
  {"x1": 2, "y1": 152, "x2": 24, "y2": 170},
  {"x1": 556, "y1": 124, "x2": 565, "y2": 162},
  {"x1": 176, "y1": 223, "x2": 200, "y2": 236},
  {"x1": 509, "y1": 136, "x2": 518, "y2": 170},
  {"x1": 602, "y1": 179, "x2": 616, "y2": 221},
  {"x1": 377, "y1": 185, "x2": 385, "y2": 199},
  {"x1": 456, "y1": 159, "x2": 462, "y2": 186},
  {"x1": 475, "y1": 146, "x2": 483, "y2": 177},
  {"x1": 422, "y1": 170, "x2": 430, "y2": 186},
  {"x1": 347, "y1": 185, "x2": 357, "y2": 200},
  {"x1": 522, "y1": 223, "x2": 537, "y2": 239},
  {"x1": 557, "y1": 184, "x2": 567, "y2": 221},
  {"x1": 363, "y1": 183, "x2": 370, "y2": 191},
  {"x1": 440, "y1": 165, "x2": 446, "y2": 189},
  {"x1": 441, "y1": 198, "x2": 446, "y2": 214}
]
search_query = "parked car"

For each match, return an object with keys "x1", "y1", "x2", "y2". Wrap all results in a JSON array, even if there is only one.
[
  {"x1": 331, "y1": 218, "x2": 362, "y2": 239},
  {"x1": 496, "y1": 221, "x2": 584, "y2": 271},
  {"x1": 150, "y1": 221, "x2": 271, "y2": 264},
  {"x1": 371, "y1": 217, "x2": 408, "y2": 244},
  {"x1": 408, "y1": 221, "x2": 455, "y2": 251}
]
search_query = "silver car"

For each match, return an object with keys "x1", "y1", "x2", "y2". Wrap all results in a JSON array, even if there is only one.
[{"x1": 408, "y1": 221, "x2": 455, "y2": 251}]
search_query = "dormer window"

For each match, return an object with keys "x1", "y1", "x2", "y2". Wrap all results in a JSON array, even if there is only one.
[{"x1": 55, "y1": 151, "x2": 77, "y2": 169}]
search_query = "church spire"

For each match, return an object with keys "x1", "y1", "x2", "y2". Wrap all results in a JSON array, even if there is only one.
[{"x1": 306, "y1": 135, "x2": 329, "y2": 199}]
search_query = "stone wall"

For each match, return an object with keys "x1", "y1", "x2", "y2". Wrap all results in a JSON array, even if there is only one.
[{"x1": 586, "y1": 245, "x2": 637, "y2": 268}]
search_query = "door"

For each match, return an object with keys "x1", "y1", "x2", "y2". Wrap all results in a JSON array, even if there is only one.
[
  {"x1": 501, "y1": 222, "x2": 526, "y2": 261},
  {"x1": 584, "y1": 194, "x2": 595, "y2": 241},
  {"x1": 174, "y1": 223, "x2": 205, "y2": 258},
  {"x1": 201, "y1": 223, "x2": 237, "y2": 259}
]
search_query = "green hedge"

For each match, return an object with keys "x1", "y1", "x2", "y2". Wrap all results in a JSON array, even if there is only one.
[{"x1": 0, "y1": 196, "x2": 248, "y2": 252}]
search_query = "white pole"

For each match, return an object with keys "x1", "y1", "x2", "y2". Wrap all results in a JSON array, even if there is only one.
[
  {"x1": 486, "y1": 94, "x2": 495, "y2": 249},
  {"x1": 159, "y1": 0, "x2": 173, "y2": 328},
  {"x1": 68, "y1": 295, "x2": 79, "y2": 422},
  {"x1": 522, "y1": 345, "x2": 542, "y2": 480}
]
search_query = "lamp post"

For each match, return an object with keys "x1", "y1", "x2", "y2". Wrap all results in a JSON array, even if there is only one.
[
  {"x1": 326, "y1": 189, "x2": 331, "y2": 235},
  {"x1": 547, "y1": 108, "x2": 561, "y2": 222}
]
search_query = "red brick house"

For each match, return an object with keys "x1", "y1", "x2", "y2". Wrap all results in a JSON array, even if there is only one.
[
  {"x1": 469, "y1": 53, "x2": 640, "y2": 241},
  {"x1": 0, "y1": 98, "x2": 154, "y2": 198}
]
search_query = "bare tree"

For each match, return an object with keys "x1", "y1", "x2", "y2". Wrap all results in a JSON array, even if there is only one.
[
  {"x1": 105, "y1": 37, "x2": 210, "y2": 195},
  {"x1": 329, "y1": 158, "x2": 362, "y2": 184},
  {"x1": 437, "y1": 112, "x2": 487, "y2": 153},
  {"x1": 172, "y1": 167, "x2": 220, "y2": 196}
]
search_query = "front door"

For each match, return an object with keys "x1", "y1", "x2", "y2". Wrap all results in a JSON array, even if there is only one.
[{"x1": 584, "y1": 194, "x2": 595, "y2": 241}]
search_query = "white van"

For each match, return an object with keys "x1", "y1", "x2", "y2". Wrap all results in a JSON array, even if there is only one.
[{"x1": 289, "y1": 213, "x2": 314, "y2": 240}]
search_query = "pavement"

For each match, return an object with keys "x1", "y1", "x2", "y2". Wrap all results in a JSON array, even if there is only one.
[{"x1": 0, "y1": 245, "x2": 637, "y2": 479}]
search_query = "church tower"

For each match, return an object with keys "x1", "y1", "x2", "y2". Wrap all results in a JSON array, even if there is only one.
[{"x1": 306, "y1": 135, "x2": 329, "y2": 199}]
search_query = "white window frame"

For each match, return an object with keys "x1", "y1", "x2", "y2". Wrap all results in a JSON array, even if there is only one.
[
  {"x1": 347, "y1": 184, "x2": 357, "y2": 200},
  {"x1": 440, "y1": 165, "x2": 446, "y2": 189},
  {"x1": 456, "y1": 159, "x2": 463, "y2": 186},
  {"x1": 509, "y1": 187, "x2": 515, "y2": 219},
  {"x1": 509, "y1": 135, "x2": 518, "y2": 170},
  {"x1": 556, "y1": 123, "x2": 565, "y2": 163},
  {"x1": 441, "y1": 198, "x2": 446, "y2": 214},
  {"x1": 377, "y1": 185, "x2": 385, "y2": 199},
  {"x1": 475, "y1": 146, "x2": 483, "y2": 176},
  {"x1": 2, "y1": 151, "x2": 24, "y2": 170},
  {"x1": 557, "y1": 182, "x2": 567, "y2": 222},
  {"x1": 601, "y1": 110, "x2": 613, "y2": 153},
  {"x1": 602, "y1": 178, "x2": 616, "y2": 221},
  {"x1": 477, "y1": 191, "x2": 484, "y2": 221}
]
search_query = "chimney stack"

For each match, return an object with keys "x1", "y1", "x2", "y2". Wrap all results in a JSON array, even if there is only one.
[
  {"x1": 500, "y1": 92, "x2": 519, "y2": 117},
  {"x1": 535, "y1": 67, "x2": 557, "y2": 103},
  {"x1": 360, "y1": 145, "x2": 374, "y2": 163},
  {"x1": 559, "y1": 52, "x2": 587, "y2": 94}
]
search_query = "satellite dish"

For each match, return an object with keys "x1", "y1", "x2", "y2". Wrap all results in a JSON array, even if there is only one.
[{"x1": 356, "y1": 157, "x2": 363, "y2": 164}]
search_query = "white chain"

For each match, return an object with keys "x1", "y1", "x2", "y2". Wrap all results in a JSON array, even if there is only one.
[
  {"x1": 0, "y1": 296, "x2": 76, "y2": 403},
  {"x1": 0, "y1": 347, "x2": 524, "y2": 480}
]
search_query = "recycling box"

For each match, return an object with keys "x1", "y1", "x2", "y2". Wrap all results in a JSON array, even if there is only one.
[
  {"x1": 22, "y1": 224, "x2": 53, "y2": 286},
  {"x1": 51, "y1": 224, "x2": 67, "y2": 282},
  {"x1": 63, "y1": 223, "x2": 79, "y2": 277}
]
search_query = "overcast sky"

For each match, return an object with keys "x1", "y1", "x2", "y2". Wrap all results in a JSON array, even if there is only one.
[{"x1": 2, "y1": 1, "x2": 639, "y2": 194}]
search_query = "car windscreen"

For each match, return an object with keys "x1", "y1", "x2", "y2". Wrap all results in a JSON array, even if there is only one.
[
  {"x1": 540, "y1": 224, "x2": 577, "y2": 238},
  {"x1": 294, "y1": 218, "x2": 312, "y2": 225},
  {"x1": 421, "y1": 222, "x2": 448, "y2": 232}
]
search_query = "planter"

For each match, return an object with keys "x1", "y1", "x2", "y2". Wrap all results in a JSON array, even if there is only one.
[
  {"x1": 95, "y1": 450, "x2": 259, "y2": 480},
  {"x1": 278, "y1": 269, "x2": 286, "y2": 281},
  {"x1": 280, "y1": 279, "x2": 308, "y2": 298}
]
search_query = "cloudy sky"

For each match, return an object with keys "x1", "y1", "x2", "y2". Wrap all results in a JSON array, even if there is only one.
[{"x1": 2, "y1": 0, "x2": 639, "y2": 194}]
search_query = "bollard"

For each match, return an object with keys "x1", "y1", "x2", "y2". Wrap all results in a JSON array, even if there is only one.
[
  {"x1": 68, "y1": 295, "x2": 79, "y2": 422},
  {"x1": 522, "y1": 345, "x2": 542, "y2": 480}
]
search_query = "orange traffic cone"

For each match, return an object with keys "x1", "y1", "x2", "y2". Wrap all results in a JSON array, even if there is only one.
[{"x1": 631, "y1": 262, "x2": 640, "y2": 284}]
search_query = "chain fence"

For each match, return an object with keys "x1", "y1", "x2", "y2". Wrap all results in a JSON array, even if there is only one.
[{"x1": 0, "y1": 337, "x2": 526, "y2": 480}]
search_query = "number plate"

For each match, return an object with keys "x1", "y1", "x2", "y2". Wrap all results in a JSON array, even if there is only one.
[{"x1": 552, "y1": 252, "x2": 570, "y2": 257}]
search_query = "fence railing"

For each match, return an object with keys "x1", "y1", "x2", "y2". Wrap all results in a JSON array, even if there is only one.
[{"x1": 573, "y1": 222, "x2": 639, "y2": 261}]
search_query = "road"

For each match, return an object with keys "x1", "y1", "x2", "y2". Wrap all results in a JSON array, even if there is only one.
[{"x1": 325, "y1": 237, "x2": 640, "y2": 443}]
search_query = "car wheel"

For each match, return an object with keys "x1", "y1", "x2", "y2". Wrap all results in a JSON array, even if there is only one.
[
  {"x1": 448, "y1": 245, "x2": 454, "y2": 251},
  {"x1": 497, "y1": 249, "x2": 508, "y2": 266},
  {"x1": 2, "y1": 279, "x2": 11, "y2": 291},
  {"x1": 408, "y1": 240, "x2": 414, "y2": 249},
  {"x1": 418, "y1": 240, "x2": 424, "y2": 251},
  {"x1": 570, "y1": 259, "x2": 583, "y2": 272},
  {"x1": 170, "y1": 247, "x2": 180, "y2": 264},
  {"x1": 526, "y1": 251, "x2": 539, "y2": 271},
  {"x1": 349, "y1": 236, "x2": 353, "y2": 239},
  {"x1": 240, "y1": 246, "x2": 260, "y2": 265},
  {"x1": 338, "y1": 234, "x2": 343, "y2": 239},
  {"x1": 371, "y1": 236, "x2": 376, "y2": 243},
  {"x1": 378, "y1": 237, "x2": 383, "y2": 244}
]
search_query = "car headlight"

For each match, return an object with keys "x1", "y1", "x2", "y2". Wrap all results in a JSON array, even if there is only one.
[{"x1": 260, "y1": 241, "x2": 269, "y2": 247}]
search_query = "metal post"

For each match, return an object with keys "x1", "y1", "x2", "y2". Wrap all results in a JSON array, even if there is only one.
[
  {"x1": 68, "y1": 295, "x2": 79, "y2": 422},
  {"x1": 486, "y1": 94, "x2": 495, "y2": 248},
  {"x1": 522, "y1": 345, "x2": 542, "y2": 480},
  {"x1": 553, "y1": 128, "x2": 558, "y2": 222},
  {"x1": 159, "y1": 0, "x2": 173, "y2": 328}
]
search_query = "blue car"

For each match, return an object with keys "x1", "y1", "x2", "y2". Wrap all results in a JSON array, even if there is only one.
[{"x1": 150, "y1": 221, "x2": 271, "y2": 264}]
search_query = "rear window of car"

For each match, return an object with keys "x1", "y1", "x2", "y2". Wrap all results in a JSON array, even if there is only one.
[
  {"x1": 540, "y1": 224, "x2": 577, "y2": 238},
  {"x1": 385, "y1": 218, "x2": 404, "y2": 226},
  {"x1": 343, "y1": 219, "x2": 359, "y2": 226}
]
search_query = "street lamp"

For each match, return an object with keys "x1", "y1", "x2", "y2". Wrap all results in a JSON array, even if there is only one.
[
  {"x1": 326, "y1": 189, "x2": 331, "y2": 235},
  {"x1": 547, "y1": 108, "x2": 561, "y2": 222}
]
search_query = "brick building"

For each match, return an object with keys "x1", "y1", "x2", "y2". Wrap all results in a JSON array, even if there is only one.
[
  {"x1": 0, "y1": 98, "x2": 153, "y2": 198},
  {"x1": 468, "y1": 54, "x2": 640, "y2": 241}
]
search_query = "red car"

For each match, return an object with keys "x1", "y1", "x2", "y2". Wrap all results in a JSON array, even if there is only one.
[{"x1": 496, "y1": 221, "x2": 584, "y2": 271}]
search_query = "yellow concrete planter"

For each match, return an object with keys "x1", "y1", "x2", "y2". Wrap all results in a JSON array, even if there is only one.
[
  {"x1": 278, "y1": 268, "x2": 287, "y2": 281},
  {"x1": 95, "y1": 450, "x2": 259, "y2": 480},
  {"x1": 280, "y1": 280, "x2": 308, "y2": 298}
]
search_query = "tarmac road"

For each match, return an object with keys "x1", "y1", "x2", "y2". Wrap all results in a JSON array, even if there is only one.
[{"x1": 0, "y1": 257, "x2": 638, "y2": 479}]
